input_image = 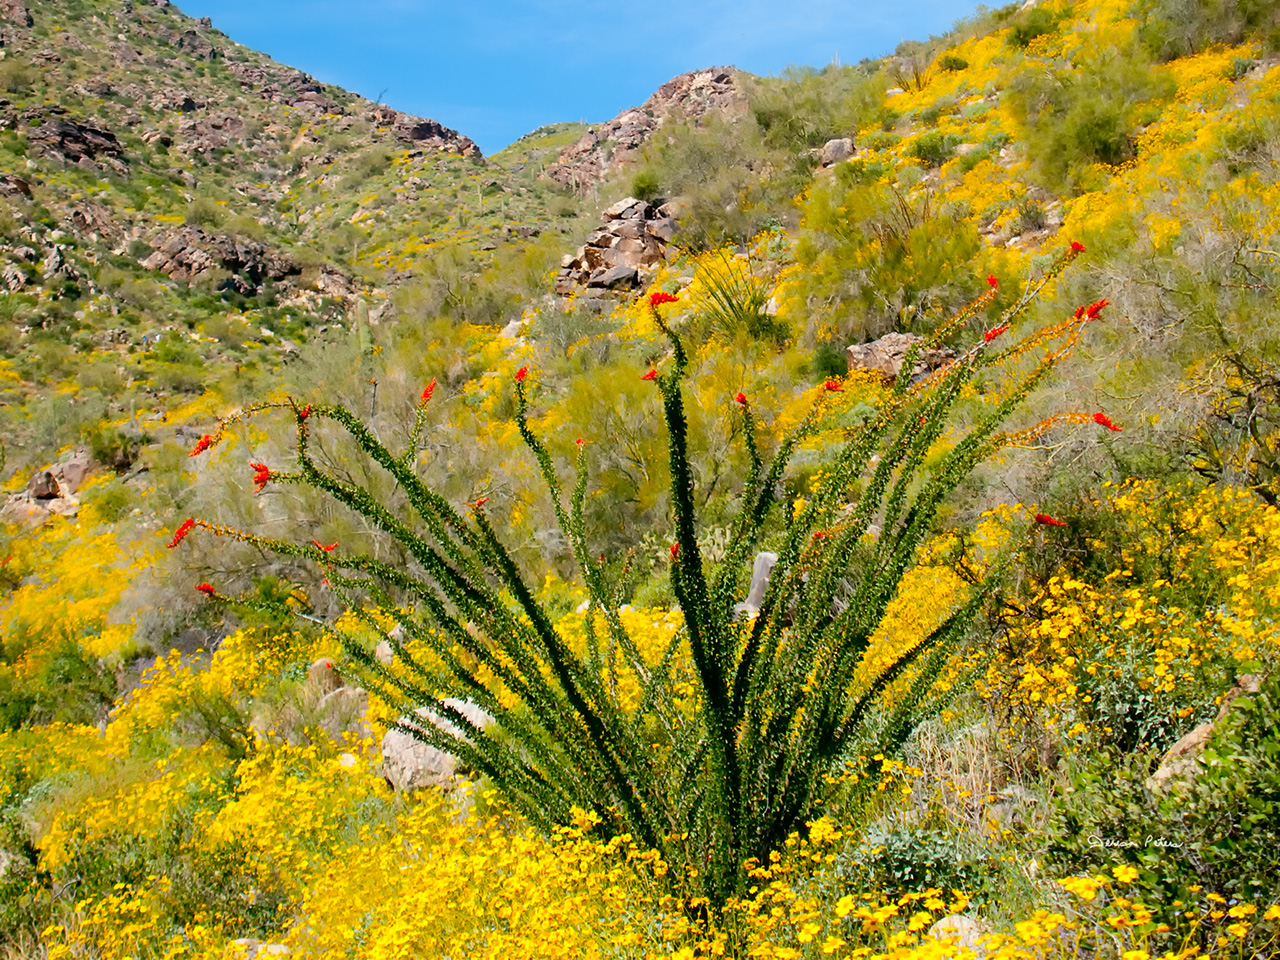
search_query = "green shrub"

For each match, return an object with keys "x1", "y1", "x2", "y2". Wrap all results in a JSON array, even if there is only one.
[
  {"x1": 629, "y1": 168, "x2": 662, "y2": 204},
  {"x1": 937, "y1": 54, "x2": 969, "y2": 71},
  {"x1": 1007, "y1": 5, "x2": 1061, "y2": 48},
  {"x1": 911, "y1": 131, "x2": 961, "y2": 166},
  {"x1": 839, "y1": 825, "x2": 993, "y2": 902}
]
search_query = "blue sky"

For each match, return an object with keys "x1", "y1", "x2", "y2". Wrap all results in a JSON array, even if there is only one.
[{"x1": 174, "y1": 1, "x2": 983, "y2": 155}]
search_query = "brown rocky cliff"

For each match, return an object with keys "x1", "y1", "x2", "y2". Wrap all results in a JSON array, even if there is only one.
[{"x1": 546, "y1": 67, "x2": 745, "y2": 191}]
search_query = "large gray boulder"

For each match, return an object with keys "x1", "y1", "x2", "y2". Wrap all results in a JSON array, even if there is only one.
[{"x1": 382, "y1": 699, "x2": 494, "y2": 792}]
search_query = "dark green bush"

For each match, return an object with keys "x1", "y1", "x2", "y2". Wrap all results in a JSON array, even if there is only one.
[
  {"x1": 937, "y1": 54, "x2": 970, "y2": 71},
  {"x1": 839, "y1": 825, "x2": 993, "y2": 901},
  {"x1": 1007, "y1": 5, "x2": 1061, "y2": 48},
  {"x1": 911, "y1": 131, "x2": 962, "y2": 166}
]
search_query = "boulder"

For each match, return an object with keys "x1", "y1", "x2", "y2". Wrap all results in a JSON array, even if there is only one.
[
  {"x1": 846, "y1": 332, "x2": 956, "y2": 382},
  {"x1": 318, "y1": 686, "x2": 369, "y2": 740},
  {"x1": 586, "y1": 264, "x2": 638, "y2": 289},
  {"x1": 1147, "y1": 674, "x2": 1263, "y2": 792},
  {"x1": 381, "y1": 699, "x2": 494, "y2": 792},
  {"x1": 927, "y1": 915, "x2": 989, "y2": 958},
  {"x1": 140, "y1": 225, "x2": 297, "y2": 293},
  {"x1": 28, "y1": 470, "x2": 60, "y2": 500},
  {"x1": 819, "y1": 137, "x2": 854, "y2": 165}
]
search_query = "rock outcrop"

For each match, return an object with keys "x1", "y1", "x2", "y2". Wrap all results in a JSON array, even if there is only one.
[
  {"x1": 1146, "y1": 674, "x2": 1263, "y2": 792},
  {"x1": 554, "y1": 196, "x2": 676, "y2": 296},
  {"x1": 547, "y1": 67, "x2": 744, "y2": 191},
  {"x1": 846, "y1": 332, "x2": 956, "y2": 382},
  {"x1": 25, "y1": 113, "x2": 126, "y2": 173},
  {"x1": 371, "y1": 105, "x2": 481, "y2": 158},
  {"x1": 0, "y1": 1, "x2": 31, "y2": 27},
  {"x1": 0, "y1": 457, "x2": 91, "y2": 525},
  {"x1": 382, "y1": 699, "x2": 493, "y2": 792},
  {"x1": 140, "y1": 225, "x2": 298, "y2": 293}
]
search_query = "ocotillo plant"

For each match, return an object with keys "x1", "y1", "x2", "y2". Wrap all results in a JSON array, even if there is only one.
[{"x1": 174, "y1": 242, "x2": 1116, "y2": 910}]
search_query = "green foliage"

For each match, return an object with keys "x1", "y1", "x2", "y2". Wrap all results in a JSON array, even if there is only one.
[
  {"x1": 0, "y1": 643, "x2": 115, "y2": 731},
  {"x1": 0, "y1": 61, "x2": 34, "y2": 95},
  {"x1": 1006, "y1": 5, "x2": 1062, "y2": 48},
  {"x1": 629, "y1": 167, "x2": 662, "y2": 204},
  {"x1": 1136, "y1": 0, "x2": 1280, "y2": 59},
  {"x1": 749, "y1": 65, "x2": 887, "y2": 151},
  {"x1": 937, "y1": 54, "x2": 970, "y2": 71},
  {"x1": 794, "y1": 180, "x2": 983, "y2": 342},
  {"x1": 1045, "y1": 678, "x2": 1280, "y2": 948},
  {"x1": 839, "y1": 825, "x2": 992, "y2": 901},
  {"x1": 1007, "y1": 47, "x2": 1173, "y2": 192},
  {"x1": 911, "y1": 130, "x2": 961, "y2": 166}
]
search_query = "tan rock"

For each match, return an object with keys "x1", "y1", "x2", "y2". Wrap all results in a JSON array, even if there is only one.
[
  {"x1": 1147, "y1": 675, "x2": 1263, "y2": 792},
  {"x1": 927, "y1": 914, "x2": 990, "y2": 958}
]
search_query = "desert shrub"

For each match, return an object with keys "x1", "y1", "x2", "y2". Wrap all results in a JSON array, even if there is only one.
[
  {"x1": 0, "y1": 62, "x2": 34, "y2": 95},
  {"x1": 1137, "y1": 0, "x2": 1280, "y2": 59},
  {"x1": 175, "y1": 247, "x2": 1092, "y2": 916},
  {"x1": 184, "y1": 196, "x2": 224, "y2": 230},
  {"x1": 837, "y1": 824, "x2": 993, "y2": 902},
  {"x1": 748, "y1": 65, "x2": 886, "y2": 151},
  {"x1": 628, "y1": 167, "x2": 661, "y2": 203},
  {"x1": 1015, "y1": 199, "x2": 1048, "y2": 233},
  {"x1": 1006, "y1": 4, "x2": 1062, "y2": 48},
  {"x1": 794, "y1": 179, "x2": 984, "y2": 342},
  {"x1": 937, "y1": 53, "x2": 969, "y2": 71},
  {"x1": 911, "y1": 130, "x2": 961, "y2": 166}
]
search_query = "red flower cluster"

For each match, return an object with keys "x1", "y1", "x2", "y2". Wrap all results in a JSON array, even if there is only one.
[
  {"x1": 421, "y1": 378, "x2": 437, "y2": 404},
  {"x1": 250, "y1": 462, "x2": 271, "y2": 494},
  {"x1": 575, "y1": 437, "x2": 586, "y2": 446},
  {"x1": 298, "y1": 404, "x2": 312, "y2": 421},
  {"x1": 1071, "y1": 241, "x2": 1086, "y2": 253},
  {"x1": 514, "y1": 366, "x2": 528, "y2": 383},
  {"x1": 649, "y1": 291, "x2": 679, "y2": 308},
  {"x1": 987, "y1": 274, "x2": 998, "y2": 288},
  {"x1": 167, "y1": 518, "x2": 195, "y2": 549},
  {"x1": 1035, "y1": 513, "x2": 1067, "y2": 527},
  {"x1": 1073, "y1": 299, "x2": 1110, "y2": 321},
  {"x1": 1093, "y1": 412, "x2": 1122, "y2": 431},
  {"x1": 823, "y1": 380, "x2": 844, "y2": 392},
  {"x1": 470, "y1": 497, "x2": 490, "y2": 509},
  {"x1": 734, "y1": 392, "x2": 748, "y2": 405},
  {"x1": 189, "y1": 434, "x2": 215, "y2": 458},
  {"x1": 641, "y1": 369, "x2": 658, "y2": 381},
  {"x1": 312, "y1": 539, "x2": 338, "y2": 552},
  {"x1": 196, "y1": 582, "x2": 216, "y2": 597},
  {"x1": 984, "y1": 324, "x2": 1010, "y2": 342},
  {"x1": 669, "y1": 542, "x2": 679, "y2": 559}
]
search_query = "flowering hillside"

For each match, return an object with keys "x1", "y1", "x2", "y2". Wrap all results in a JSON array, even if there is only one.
[{"x1": 3, "y1": 0, "x2": 1280, "y2": 956}]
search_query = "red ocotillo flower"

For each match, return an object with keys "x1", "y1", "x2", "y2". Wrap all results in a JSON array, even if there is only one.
[
  {"x1": 734, "y1": 392, "x2": 748, "y2": 405},
  {"x1": 189, "y1": 434, "x2": 215, "y2": 457},
  {"x1": 984, "y1": 324, "x2": 1010, "y2": 342},
  {"x1": 649, "y1": 291, "x2": 679, "y2": 308},
  {"x1": 469, "y1": 497, "x2": 490, "y2": 509},
  {"x1": 1073, "y1": 305, "x2": 1087, "y2": 319},
  {"x1": 987, "y1": 274, "x2": 998, "y2": 288},
  {"x1": 1086, "y1": 299, "x2": 1110, "y2": 320},
  {"x1": 1094, "y1": 412, "x2": 1122, "y2": 431},
  {"x1": 514, "y1": 366, "x2": 528, "y2": 383},
  {"x1": 669, "y1": 542, "x2": 679, "y2": 559},
  {"x1": 421, "y1": 378, "x2": 437, "y2": 404},
  {"x1": 1035, "y1": 513, "x2": 1067, "y2": 527},
  {"x1": 298, "y1": 404, "x2": 312, "y2": 421},
  {"x1": 167, "y1": 518, "x2": 195, "y2": 549},
  {"x1": 196, "y1": 582, "x2": 216, "y2": 597},
  {"x1": 575, "y1": 437, "x2": 586, "y2": 446},
  {"x1": 311, "y1": 539, "x2": 338, "y2": 552},
  {"x1": 250, "y1": 462, "x2": 271, "y2": 494},
  {"x1": 823, "y1": 379, "x2": 844, "y2": 392},
  {"x1": 640, "y1": 369, "x2": 658, "y2": 381},
  {"x1": 1071, "y1": 241, "x2": 1086, "y2": 252}
]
